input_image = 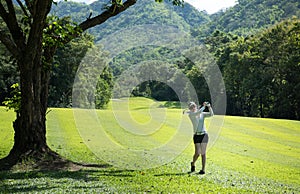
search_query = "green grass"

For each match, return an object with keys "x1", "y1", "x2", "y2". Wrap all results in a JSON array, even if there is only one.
[{"x1": 0, "y1": 97, "x2": 299, "y2": 193}]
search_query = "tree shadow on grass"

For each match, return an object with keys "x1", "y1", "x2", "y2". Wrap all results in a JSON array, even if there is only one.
[
  {"x1": 154, "y1": 172, "x2": 188, "y2": 176},
  {"x1": 159, "y1": 101, "x2": 182, "y2": 109},
  {"x1": 0, "y1": 168, "x2": 135, "y2": 193}
]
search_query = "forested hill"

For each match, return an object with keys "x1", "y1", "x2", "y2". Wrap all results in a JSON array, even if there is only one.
[
  {"x1": 51, "y1": 0, "x2": 210, "y2": 42},
  {"x1": 200, "y1": 0, "x2": 300, "y2": 37},
  {"x1": 50, "y1": 0, "x2": 300, "y2": 39}
]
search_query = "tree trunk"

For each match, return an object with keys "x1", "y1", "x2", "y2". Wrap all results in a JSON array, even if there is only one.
[
  {"x1": 1, "y1": 54, "x2": 51, "y2": 168},
  {"x1": 259, "y1": 95, "x2": 264, "y2": 118},
  {"x1": 0, "y1": 37, "x2": 63, "y2": 171}
]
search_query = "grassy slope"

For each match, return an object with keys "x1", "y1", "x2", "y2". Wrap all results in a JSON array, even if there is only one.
[{"x1": 0, "y1": 97, "x2": 299, "y2": 193}]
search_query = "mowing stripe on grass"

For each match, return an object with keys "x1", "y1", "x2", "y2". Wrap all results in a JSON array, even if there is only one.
[
  {"x1": 223, "y1": 116, "x2": 300, "y2": 145},
  {"x1": 0, "y1": 107, "x2": 14, "y2": 158},
  {"x1": 207, "y1": 116, "x2": 300, "y2": 187},
  {"x1": 215, "y1": 134, "x2": 300, "y2": 169},
  {"x1": 47, "y1": 108, "x2": 100, "y2": 164},
  {"x1": 222, "y1": 127, "x2": 300, "y2": 159},
  {"x1": 209, "y1": 145, "x2": 300, "y2": 185}
]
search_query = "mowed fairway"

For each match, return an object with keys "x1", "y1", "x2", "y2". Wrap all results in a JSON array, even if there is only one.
[{"x1": 0, "y1": 97, "x2": 299, "y2": 193}]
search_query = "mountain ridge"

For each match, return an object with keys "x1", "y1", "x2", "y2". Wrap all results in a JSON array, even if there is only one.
[{"x1": 51, "y1": 0, "x2": 300, "y2": 40}]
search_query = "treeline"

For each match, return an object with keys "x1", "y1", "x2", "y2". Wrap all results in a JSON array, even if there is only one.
[
  {"x1": 209, "y1": 19, "x2": 300, "y2": 119},
  {"x1": 110, "y1": 45, "x2": 210, "y2": 103},
  {"x1": 109, "y1": 18, "x2": 300, "y2": 119}
]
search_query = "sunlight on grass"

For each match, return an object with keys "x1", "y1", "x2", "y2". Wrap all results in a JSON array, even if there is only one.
[
  {"x1": 0, "y1": 107, "x2": 14, "y2": 158},
  {"x1": 46, "y1": 108, "x2": 100, "y2": 164},
  {"x1": 0, "y1": 98, "x2": 299, "y2": 193},
  {"x1": 72, "y1": 97, "x2": 193, "y2": 169},
  {"x1": 210, "y1": 115, "x2": 300, "y2": 185}
]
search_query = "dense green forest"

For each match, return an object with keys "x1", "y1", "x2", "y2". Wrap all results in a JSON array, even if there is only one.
[
  {"x1": 195, "y1": 0, "x2": 300, "y2": 38},
  {"x1": 0, "y1": 0, "x2": 299, "y2": 119}
]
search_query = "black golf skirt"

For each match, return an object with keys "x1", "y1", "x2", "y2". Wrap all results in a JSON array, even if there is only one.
[{"x1": 193, "y1": 133, "x2": 209, "y2": 144}]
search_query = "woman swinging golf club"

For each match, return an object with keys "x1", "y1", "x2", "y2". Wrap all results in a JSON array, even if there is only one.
[{"x1": 184, "y1": 101, "x2": 214, "y2": 174}]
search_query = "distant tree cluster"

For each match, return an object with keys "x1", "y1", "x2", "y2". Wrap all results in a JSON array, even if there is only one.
[{"x1": 204, "y1": 19, "x2": 300, "y2": 119}]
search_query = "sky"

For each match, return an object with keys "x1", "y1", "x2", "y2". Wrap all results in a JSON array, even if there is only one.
[
  {"x1": 185, "y1": 0, "x2": 237, "y2": 14},
  {"x1": 68, "y1": 0, "x2": 237, "y2": 14}
]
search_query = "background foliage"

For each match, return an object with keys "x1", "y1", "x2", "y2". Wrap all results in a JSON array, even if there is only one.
[{"x1": 1, "y1": 0, "x2": 299, "y2": 119}]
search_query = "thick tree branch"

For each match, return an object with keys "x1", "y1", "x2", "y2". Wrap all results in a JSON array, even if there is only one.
[
  {"x1": 26, "y1": 0, "x2": 52, "y2": 53},
  {"x1": 0, "y1": 2, "x2": 9, "y2": 22},
  {"x1": 79, "y1": 0, "x2": 137, "y2": 31},
  {"x1": 5, "y1": 0, "x2": 17, "y2": 17},
  {"x1": 59, "y1": 0, "x2": 136, "y2": 46},
  {"x1": 0, "y1": 30, "x2": 20, "y2": 58},
  {"x1": 0, "y1": 0, "x2": 25, "y2": 57},
  {"x1": 16, "y1": 0, "x2": 29, "y2": 18},
  {"x1": 24, "y1": 0, "x2": 36, "y2": 16}
]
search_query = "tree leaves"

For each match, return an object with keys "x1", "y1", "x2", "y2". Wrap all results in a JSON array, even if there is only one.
[
  {"x1": 43, "y1": 16, "x2": 82, "y2": 48},
  {"x1": 221, "y1": 19, "x2": 300, "y2": 119},
  {"x1": 2, "y1": 83, "x2": 21, "y2": 114}
]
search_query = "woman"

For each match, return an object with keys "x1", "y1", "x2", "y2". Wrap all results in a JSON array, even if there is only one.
[{"x1": 186, "y1": 101, "x2": 214, "y2": 174}]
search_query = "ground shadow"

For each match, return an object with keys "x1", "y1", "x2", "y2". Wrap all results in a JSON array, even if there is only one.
[
  {"x1": 0, "y1": 167, "x2": 135, "y2": 193},
  {"x1": 159, "y1": 101, "x2": 182, "y2": 109},
  {"x1": 154, "y1": 172, "x2": 188, "y2": 176}
]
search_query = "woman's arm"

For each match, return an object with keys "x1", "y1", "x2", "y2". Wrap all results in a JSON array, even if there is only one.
[
  {"x1": 202, "y1": 105, "x2": 214, "y2": 117},
  {"x1": 193, "y1": 106, "x2": 205, "y2": 116}
]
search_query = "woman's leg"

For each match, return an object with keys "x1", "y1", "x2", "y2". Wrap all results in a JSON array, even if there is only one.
[
  {"x1": 192, "y1": 143, "x2": 201, "y2": 166},
  {"x1": 200, "y1": 143, "x2": 208, "y2": 172}
]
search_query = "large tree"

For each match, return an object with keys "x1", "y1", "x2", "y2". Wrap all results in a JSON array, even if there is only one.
[
  {"x1": 0, "y1": 0, "x2": 184, "y2": 170},
  {"x1": 222, "y1": 19, "x2": 300, "y2": 119}
]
